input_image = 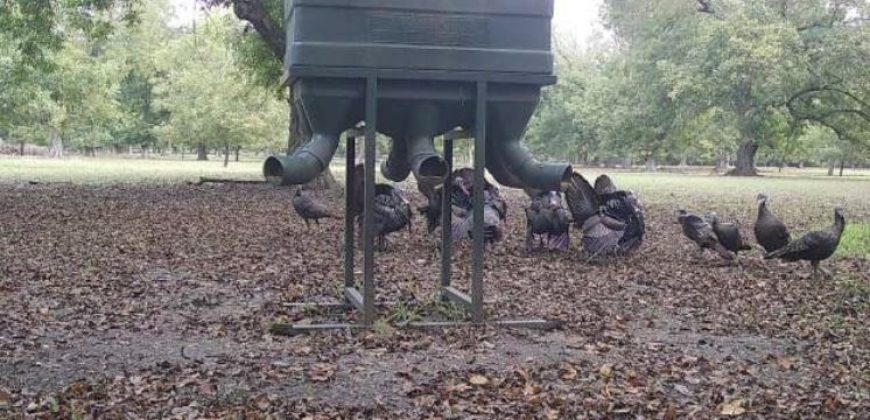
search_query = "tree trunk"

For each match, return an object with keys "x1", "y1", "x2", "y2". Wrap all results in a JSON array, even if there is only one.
[
  {"x1": 19, "y1": 141, "x2": 25, "y2": 156},
  {"x1": 827, "y1": 160, "x2": 835, "y2": 176},
  {"x1": 839, "y1": 160, "x2": 845, "y2": 177},
  {"x1": 223, "y1": 143, "x2": 230, "y2": 168},
  {"x1": 196, "y1": 144, "x2": 208, "y2": 161},
  {"x1": 727, "y1": 140, "x2": 759, "y2": 176},
  {"x1": 715, "y1": 153, "x2": 728, "y2": 173},
  {"x1": 622, "y1": 156, "x2": 633, "y2": 169},
  {"x1": 679, "y1": 154, "x2": 688, "y2": 167},
  {"x1": 645, "y1": 156, "x2": 657, "y2": 172},
  {"x1": 228, "y1": 3, "x2": 338, "y2": 191},
  {"x1": 49, "y1": 131, "x2": 63, "y2": 159},
  {"x1": 181, "y1": 148, "x2": 185, "y2": 161},
  {"x1": 234, "y1": 146, "x2": 241, "y2": 162}
]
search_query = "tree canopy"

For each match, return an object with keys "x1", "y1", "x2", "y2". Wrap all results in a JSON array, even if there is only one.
[
  {"x1": 1, "y1": 0, "x2": 867, "y2": 175},
  {"x1": 0, "y1": 0, "x2": 289, "y2": 162},
  {"x1": 527, "y1": 0, "x2": 869, "y2": 174}
]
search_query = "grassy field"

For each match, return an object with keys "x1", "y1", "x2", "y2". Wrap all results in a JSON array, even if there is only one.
[
  {"x1": 0, "y1": 156, "x2": 266, "y2": 184},
  {"x1": 2, "y1": 155, "x2": 868, "y2": 184},
  {"x1": 2, "y1": 156, "x2": 868, "y2": 255},
  {"x1": 841, "y1": 224, "x2": 870, "y2": 258}
]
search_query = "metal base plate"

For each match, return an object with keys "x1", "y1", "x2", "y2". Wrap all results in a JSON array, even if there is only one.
[{"x1": 270, "y1": 318, "x2": 564, "y2": 336}]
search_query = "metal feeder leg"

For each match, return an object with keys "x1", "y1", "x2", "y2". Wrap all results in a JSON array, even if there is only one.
[
  {"x1": 471, "y1": 81, "x2": 487, "y2": 323},
  {"x1": 440, "y1": 137, "x2": 453, "y2": 293},
  {"x1": 344, "y1": 135, "x2": 356, "y2": 289},
  {"x1": 343, "y1": 133, "x2": 367, "y2": 312},
  {"x1": 362, "y1": 77, "x2": 378, "y2": 326}
]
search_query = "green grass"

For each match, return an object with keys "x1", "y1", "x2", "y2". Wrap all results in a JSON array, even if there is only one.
[
  {"x1": 575, "y1": 169, "x2": 870, "y2": 197},
  {"x1": 2, "y1": 156, "x2": 868, "y2": 225},
  {"x1": 0, "y1": 156, "x2": 266, "y2": 184},
  {"x1": 839, "y1": 224, "x2": 870, "y2": 259},
  {"x1": 0, "y1": 157, "x2": 386, "y2": 185}
]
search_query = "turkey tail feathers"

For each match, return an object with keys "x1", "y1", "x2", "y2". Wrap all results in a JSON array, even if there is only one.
[{"x1": 564, "y1": 172, "x2": 599, "y2": 226}]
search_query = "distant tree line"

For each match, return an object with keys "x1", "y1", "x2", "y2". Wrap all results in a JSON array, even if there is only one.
[
  {"x1": 0, "y1": 1, "x2": 288, "y2": 166},
  {"x1": 526, "y1": 0, "x2": 869, "y2": 175},
  {"x1": 2, "y1": 0, "x2": 867, "y2": 176}
]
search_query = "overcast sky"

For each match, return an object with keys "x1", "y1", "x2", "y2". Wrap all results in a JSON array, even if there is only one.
[
  {"x1": 170, "y1": 0, "x2": 605, "y2": 47},
  {"x1": 554, "y1": 0, "x2": 605, "y2": 46}
]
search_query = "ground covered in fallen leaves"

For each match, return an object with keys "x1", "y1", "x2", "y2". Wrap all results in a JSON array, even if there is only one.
[{"x1": 1, "y1": 181, "x2": 868, "y2": 418}]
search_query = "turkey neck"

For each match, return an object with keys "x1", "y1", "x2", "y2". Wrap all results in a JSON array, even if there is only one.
[
  {"x1": 758, "y1": 201, "x2": 771, "y2": 218},
  {"x1": 832, "y1": 212, "x2": 846, "y2": 238}
]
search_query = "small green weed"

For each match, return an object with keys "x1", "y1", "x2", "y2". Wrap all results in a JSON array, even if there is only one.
[{"x1": 838, "y1": 224, "x2": 870, "y2": 259}]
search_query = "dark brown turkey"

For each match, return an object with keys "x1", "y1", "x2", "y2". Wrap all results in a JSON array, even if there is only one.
[
  {"x1": 418, "y1": 168, "x2": 506, "y2": 246},
  {"x1": 754, "y1": 193, "x2": 791, "y2": 253},
  {"x1": 524, "y1": 191, "x2": 570, "y2": 252},
  {"x1": 708, "y1": 212, "x2": 752, "y2": 256},
  {"x1": 351, "y1": 164, "x2": 413, "y2": 251},
  {"x1": 564, "y1": 173, "x2": 645, "y2": 256},
  {"x1": 416, "y1": 174, "x2": 470, "y2": 236},
  {"x1": 765, "y1": 207, "x2": 845, "y2": 278},
  {"x1": 676, "y1": 209, "x2": 734, "y2": 261},
  {"x1": 291, "y1": 188, "x2": 334, "y2": 229}
]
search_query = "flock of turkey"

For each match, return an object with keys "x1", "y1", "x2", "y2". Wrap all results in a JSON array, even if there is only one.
[
  {"x1": 293, "y1": 166, "x2": 846, "y2": 278},
  {"x1": 677, "y1": 193, "x2": 846, "y2": 277}
]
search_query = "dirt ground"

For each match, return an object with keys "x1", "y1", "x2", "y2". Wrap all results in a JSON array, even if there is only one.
[{"x1": 0, "y1": 182, "x2": 867, "y2": 418}]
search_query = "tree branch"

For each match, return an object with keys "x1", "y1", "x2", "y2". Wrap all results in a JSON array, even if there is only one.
[
  {"x1": 230, "y1": 0, "x2": 285, "y2": 60},
  {"x1": 696, "y1": 0, "x2": 715, "y2": 15}
]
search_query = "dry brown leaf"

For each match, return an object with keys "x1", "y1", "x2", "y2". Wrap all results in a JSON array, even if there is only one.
[
  {"x1": 523, "y1": 383, "x2": 540, "y2": 396},
  {"x1": 448, "y1": 383, "x2": 473, "y2": 393},
  {"x1": 561, "y1": 365, "x2": 578, "y2": 380},
  {"x1": 599, "y1": 364, "x2": 613, "y2": 380},
  {"x1": 308, "y1": 363, "x2": 335, "y2": 382},
  {"x1": 469, "y1": 374, "x2": 489, "y2": 386},
  {"x1": 720, "y1": 399, "x2": 746, "y2": 416}
]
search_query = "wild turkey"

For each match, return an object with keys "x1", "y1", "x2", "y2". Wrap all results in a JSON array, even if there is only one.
[
  {"x1": 419, "y1": 168, "x2": 506, "y2": 245},
  {"x1": 676, "y1": 209, "x2": 734, "y2": 261},
  {"x1": 765, "y1": 207, "x2": 845, "y2": 277},
  {"x1": 754, "y1": 193, "x2": 791, "y2": 253},
  {"x1": 708, "y1": 212, "x2": 752, "y2": 256},
  {"x1": 525, "y1": 191, "x2": 570, "y2": 252},
  {"x1": 564, "y1": 172, "x2": 645, "y2": 256},
  {"x1": 292, "y1": 188, "x2": 333, "y2": 229},
  {"x1": 351, "y1": 164, "x2": 413, "y2": 251},
  {"x1": 451, "y1": 172, "x2": 507, "y2": 245},
  {"x1": 417, "y1": 174, "x2": 470, "y2": 235}
]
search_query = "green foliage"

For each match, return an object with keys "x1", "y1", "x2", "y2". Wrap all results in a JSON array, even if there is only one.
[
  {"x1": 528, "y1": 0, "x2": 869, "y2": 170},
  {"x1": 0, "y1": 0, "x2": 139, "y2": 71},
  {"x1": 1, "y1": 1, "x2": 288, "y2": 157},
  {"x1": 153, "y1": 13, "x2": 287, "y2": 155},
  {"x1": 838, "y1": 224, "x2": 870, "y2": 259}
]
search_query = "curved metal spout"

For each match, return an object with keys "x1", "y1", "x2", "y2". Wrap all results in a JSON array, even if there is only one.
[
  {"x1": 380, "y1": 101, "x2": 449, "y2": 185},
  {"x1": 486, "y1": 138, "x2": 571, "y2": 191},
  {"x1": 381, "y1": 138, "x2": 411, "y2": 181},
  {"x1": 381, "y1": 136, "x2": 448, "y2": 183},
  {"x1": 264, "y1": 82, "x2": 357, "y2": 186},
  {"x1": 264, "y1": 133, "x2": 341, "y2": 186},
  {"x1": 484, "y1": 94, "x2": 571, "y2": 192}
]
